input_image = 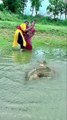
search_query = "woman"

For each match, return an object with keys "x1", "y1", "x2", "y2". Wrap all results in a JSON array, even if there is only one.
[
  {"x1": 13, "y1": 21, "x2": 33, "y2": 51},
  {"x1": 24, "y1": 21, "x2": 36, "y2": 50}
]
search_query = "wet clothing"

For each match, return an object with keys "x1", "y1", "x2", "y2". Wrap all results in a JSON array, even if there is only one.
[
  {"x1": 18, "y1": 33, "x2": 25, "y2": 49},
  {"x1": 13, "y1": 23, "x2": 26, "y2": 48},
  {"x1": 24, "y1": 26, "x2": 36, "y2": 50}
]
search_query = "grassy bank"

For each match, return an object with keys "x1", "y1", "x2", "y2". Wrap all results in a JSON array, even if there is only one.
[
  {"x1": 0, "y1": 10, "x2": 67, "y2": 26},
  {"x1": 0, "y1": 22, "x2": 67, "y2": 47},
  {"x1": 0, "y1": 11, "x2": 67, "y2": 55}
]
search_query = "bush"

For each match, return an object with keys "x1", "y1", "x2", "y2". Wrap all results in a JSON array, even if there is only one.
[{"x1": 0, "y1": 4, "x2": 4, "y2": 11}]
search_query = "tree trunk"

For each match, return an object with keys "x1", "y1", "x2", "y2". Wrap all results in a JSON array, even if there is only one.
[
  {"x1": 60, "y1": 13, "x2": 61, "y2": 19},
  {"x1": 54, "y1": 14, "x2": 56, "y2": 19},
  {"x1": 32, "y1": 7, "x2": 36, "y2": 16},
  {"x1": 65, "y1": 13, "x2": 67, "y2": 19},
  {"x1": 36, "y1": 10, "x2": 37, "y2": 15}
]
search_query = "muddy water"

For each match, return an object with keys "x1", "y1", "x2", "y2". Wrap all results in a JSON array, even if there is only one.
[{"x1": 0, "y1": 48, "x2": 66, "y2": 120}]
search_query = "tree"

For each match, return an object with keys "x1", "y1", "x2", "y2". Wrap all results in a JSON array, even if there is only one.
[
  {"x1": 64, "y1": 2, "x2": 67, "y2": 19},
  {"x1": 21, "y1": 0, "x2": 28, "y2": 14},
  {"x1": 30, "y1": 0, "x2": 43, "y2": 15},
  {"x1": 47, "y1": 0, "x2": 64, "y2": 19},
  {"x1": 3, "y1": 0, "x2": 27, "y2": 13},
  {"x1": 58, "y1": 0, "x2": 64, "y2": 19},
  {"x1": 0, "y1": 3, "x2": 4, "y2": 11}
]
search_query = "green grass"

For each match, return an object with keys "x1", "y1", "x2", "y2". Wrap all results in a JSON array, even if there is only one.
[
  {"x1": 0, "y1": 11, "x2": 67, "y2": 55},
  {"x1": 0, "y1": 21, "x2": 67, "y2": 36},
  {"x1": 33, "y1": 33, "x2": 67, "y2": 49},
  {"x1": 0, "y1": 21, "x2": 67, "y2": 49},
  {"x1": 0, "y1": 10, "x2": 20, "y2": 21},
  {"x1": 0, "y1": 10, "x2": 67, "y2": 26}
]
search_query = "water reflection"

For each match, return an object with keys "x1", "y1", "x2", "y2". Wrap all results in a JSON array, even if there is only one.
[
  {"x1": 0, "y1": 48, "x2": 66, "y2": 120},
  {"x1": 34, "y1": 48, "x2": 67, "y2": 61},
  {"x1": 12, "y1": 51, "x2": 32, "y2": 64}
]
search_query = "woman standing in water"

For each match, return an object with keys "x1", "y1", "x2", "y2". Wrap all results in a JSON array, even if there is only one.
[
  {"x1": 24, "y1": 21, "x2": 36, "y2": 50},
  {"x1": 13, "y1": 21, "x2": 33, "y2": 52}
]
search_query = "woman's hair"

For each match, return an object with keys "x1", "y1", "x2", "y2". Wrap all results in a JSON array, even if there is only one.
[
  {"x1": 24, "y1": 20, "x2": 29, "y2": 24},
  {"x1": 31, "y1": 20, "x2": 35, "y2": 24}
]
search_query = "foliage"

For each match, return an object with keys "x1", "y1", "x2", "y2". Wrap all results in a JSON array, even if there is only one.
[
  {"x1": 22, "y1": 0, "x2": 28, "y2": 12},
  {"x1": 0, "y1": 10, "x2": 20, "y2": 21},
  {"x1": 47, "y1": 0, "x2": 67, "y2": 19},
  {"x1": 0, "y1": 10, "x2": 67, "y2": 56},
  {"x1": 47, "y1": 0, "x2": 61, "y2": 19},
  {"x1": 2, "y1": 0, "x2": 28, "y2": 13},
  {"x1": 30, "y1": 0, "x2": 43, "y2": 15},
  {"x1": 58, "y1": 0, "x2": 64, "y2": 18},
  {"x1": 58, "y1": 1, "x2": 67, "y2": 19},
  {"x1": 0, "y1": 21, "x2": 67, "y2": 52},
  {"x1": 0, "y1": 3, "x2": 4, "y2": 11},
  {"x1": 0, "y1": 10, "x2": 67, "y2": 26},
  {"x1": 64, "y1": 2, "x2": 67, "y2": 19}
]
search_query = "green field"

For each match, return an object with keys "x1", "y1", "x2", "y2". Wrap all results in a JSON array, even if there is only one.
[{"x1": 0, "y1": 11, "x2": 67, "y2": 53}]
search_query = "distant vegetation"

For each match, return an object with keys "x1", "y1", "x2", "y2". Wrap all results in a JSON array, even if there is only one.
[
  {"x1": 0, "y1": 11, "x2": 67, "y2": 26},
  {"x1": 0, "y1": 0, "x2": 67, "y2": 20},
  {"x1": 47, "y1": 0, "x2": 67, "y2": 19},
  {"x1": 0, "y1": 10, "x2": 67, "y2": 56}
]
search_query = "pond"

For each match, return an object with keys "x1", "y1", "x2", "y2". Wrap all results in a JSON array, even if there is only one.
[{"x1": 0, "y1": 48, "x2": 66, "y2": 120}]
